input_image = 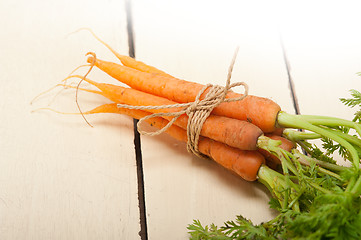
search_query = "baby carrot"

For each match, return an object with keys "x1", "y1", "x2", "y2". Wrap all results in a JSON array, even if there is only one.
[
  {"x1": 69, "y1": 75, "x2": 264, "y2": 151},
  {"x1": 86, "y1": 56, "x2": 361, "y2": 168},
  {"x1": 83, "y1": 36, "x2": 361, "y2": 168},
  {"x1": 115, "y1": 54, "x2": 172, "y2": 78},
  {"x1": 87, "y1": 56, "x2": 281, "y2": 133},
  {"x1": 82, "y1": 103, "x2": 265, "y2": 181}
]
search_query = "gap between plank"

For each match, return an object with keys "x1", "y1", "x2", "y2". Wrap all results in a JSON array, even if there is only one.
[
  {"x1": 279, "y1": 34, "x2": 309, "y2": 156},
  {"x1": 280, "y1": 36, "x2": 301, "y2": 115},
  {"x1": 125, "y1": 1, "x2": 148, "y2": 239}
]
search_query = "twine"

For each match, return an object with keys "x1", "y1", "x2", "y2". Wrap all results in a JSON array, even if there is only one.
[{"x1": 117, "y1": 47, "x2": 248, "y2": 158}]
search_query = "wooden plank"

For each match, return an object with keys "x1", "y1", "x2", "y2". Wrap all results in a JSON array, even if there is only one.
[
  {"x1": 131, "y1": 0, "x2": 294, "y2": 238},
  {"x1": 0, "y1": 0, "x2": 140, "y2": 239}
]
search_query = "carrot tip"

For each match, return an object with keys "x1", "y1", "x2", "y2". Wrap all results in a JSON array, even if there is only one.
[
  {"x1": 86, "y1": 52, "x2": 96, "y2": 58},
  {"x1": 87, "y1": 56, "x2": 95, "y2": 64},
  {"x1": 68, "y1": 64, "x2": 91, "y2": 77},
  {"x1": 30, "y1": 83, "x2": 73, "y2": 106},
  {"x1": 31, "y1": 107, "x2": 94, "y2": 128}
]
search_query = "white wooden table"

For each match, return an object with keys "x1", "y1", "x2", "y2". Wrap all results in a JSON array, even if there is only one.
[{"x1": 1, "y1": 0, "x2": 360, "y2": 239}]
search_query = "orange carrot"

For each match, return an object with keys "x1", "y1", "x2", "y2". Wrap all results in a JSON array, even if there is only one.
[
  {"x1": 116, "y1": 55, "x2": 172, "y2": 78},
  {"x1": 110, "y1": 53, "x2": 286, "y2": 136},
  {"x1": 70, "y1": 75, "x2": 263, "y2": 150},
  {"x1": 83, "y1": 103, "x2": 265, "y2": 181},
  {"x1": 87, "y1": 56, "x2": 281, "y2": 133},
  {"x1": 270, "y1": 127, "x2": 284, "y2": 136}
]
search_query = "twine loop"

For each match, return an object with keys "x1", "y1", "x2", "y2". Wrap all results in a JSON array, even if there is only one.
[{"x1": 117, "y1": 47, "x2": 248, "y2": 158}]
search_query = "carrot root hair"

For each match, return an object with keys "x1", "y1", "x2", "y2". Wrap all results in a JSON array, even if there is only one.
[
  {"x1": 67, "y1": 64, "x2": 92, "y2": 77},
  {"x1": 75, "y1": 52, "x2": 97, "y2": 127},
  {"x1": 31, "y1": 104, "x2": 106, "y2": 116},
  {"x1": 31, "y1": 84, "x2": 64, "y2": 105},
  {"x1": 31, "y1": 61, "x2": 91, "y2": 106},
  {"x1": 31, "y1": 107, "x2": 79, "y2": 115},
  {"x1": 71, "y1": 28, "x2": 121, "y2": 60},
  {"x1": 31, "y1": 81, "x2": 83, "y2": 106}
]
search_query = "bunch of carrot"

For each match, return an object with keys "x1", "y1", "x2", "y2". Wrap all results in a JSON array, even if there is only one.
[
  {"x1": 61, "y1": 63, "x2": 294, "y2": 179},
  {"x1": 36, "y1": 30, "x2": 361, "y2": 239},
  {"x1": 44, "y1": 30, "x2": 357, "y2": 188}
]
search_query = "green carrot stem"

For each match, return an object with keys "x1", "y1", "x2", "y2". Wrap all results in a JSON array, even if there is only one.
[
  {"x1": 257, "y1": 165, "x2": 298, "y2": 210},
  {"x1": 257, "y1": 135, "x2": 283, "y2": 149},
  {"x1": 283, "y1": 129, "x2": 321, "y2": 141},
  {"x1": 273, "y1": 149, "x2": 299, "y2": 177},
  {"x1": 351, "y1": 175, "x2": 361, "y2": 195},
  {"x1": 257, "y1": 165, "x2": 284, "y2": 202},
  {"x1": 292, "y1": 149, "x2": 347, "y2": 172},
  {"x1": 288, "y1": 187, "x2": 304, "y2": 212},
  {"x1": 279, "y1": 155, "x2": 290, "y2": 210},
  {"x1": 319, "y1": 126, "x2": 361, "y2": 146},
  {"x1": 308, "y1": 182, "x2": 332, "y2": 194},
  {"x1": 277, "y1": 112, "x2": 360, "y2": 169},
  {"x1": 292, "y1": 114, "x2": 361, "y2": 136},
  {"x1": 284, "y1": 128, "x2": 361, "y2": 147},
  {"x1": 346, "y1": 176, "x2": 356, "y2": 193},
  {"x1": 318, "y1": 167, "x2": 343, "y2": 181},
  {"x1": 296, "y1": 140, "x2": 313, "y2": 154}
]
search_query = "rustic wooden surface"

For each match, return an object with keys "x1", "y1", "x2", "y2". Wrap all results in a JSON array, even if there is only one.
[{"x1": 1, "y1": 0, "x2": 360, "y2": 239}]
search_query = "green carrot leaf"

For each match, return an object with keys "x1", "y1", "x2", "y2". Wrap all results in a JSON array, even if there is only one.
[
  {"x1": 340, "y1": 89, "x2": 361, "y2": 123},
  {"x1": 340, "y1": 89, "x2": 361, "y2": 108},
  {"x1": 187, "y1": 220, "x2": 230, "y2": 240}
]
